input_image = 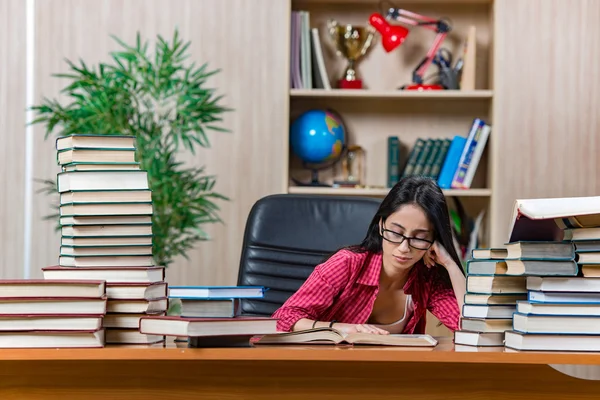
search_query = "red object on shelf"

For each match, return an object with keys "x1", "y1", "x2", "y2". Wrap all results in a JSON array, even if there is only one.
[
  {"x1": 403, "y1": 84, "x2": 444, "y2": 91},
  {"x1": 369, "y1": 9, "x2": 451, "y2": 88},
  {"x1": 338, "y1": 79, "x2": 363, "y2": 89},
  {"x1": 369, "y1": 13, "x2": 409, "y2": 53}
]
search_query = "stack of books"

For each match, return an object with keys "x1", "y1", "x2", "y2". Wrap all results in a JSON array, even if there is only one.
[
  {"x1": 454, "y1": 247, "x2": 527, "y2": 348},
  {"x1": 0, "y1": 280, "x2": 106, "y2": 348},
  {"x1": 502, "y1": 196, "x2": 600, "y2": 351},
  {"x1": 138, "y1": 285, "x2": 279, "y2": 347},
  {"x1": 45, "y1": 134, "x2": 167, "y2": 345}
]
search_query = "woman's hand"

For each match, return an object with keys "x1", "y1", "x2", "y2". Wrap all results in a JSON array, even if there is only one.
[
  {"x1": 332, "y1": 323, "x2": 390, "y2": 335},
  {"x1": 423, "y1": 241, "x2": 455, "y2": 270}
]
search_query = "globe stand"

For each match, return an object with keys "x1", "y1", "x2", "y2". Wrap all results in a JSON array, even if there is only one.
[
  {"x1": 291, "y1": 168, "x2": 330, "y2": 187},
  {"x1": 291, "y1": 148, "x2": 346, "y2": 187}
]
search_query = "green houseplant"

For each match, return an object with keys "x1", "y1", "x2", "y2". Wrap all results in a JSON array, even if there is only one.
[{"x1": 31, "y1": 30, "x2": 230, "y2": 268}]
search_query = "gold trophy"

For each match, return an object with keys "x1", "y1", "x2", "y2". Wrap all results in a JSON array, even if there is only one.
[{"x1": 327, "y1": 20, "x2": 375, "y2": 89}]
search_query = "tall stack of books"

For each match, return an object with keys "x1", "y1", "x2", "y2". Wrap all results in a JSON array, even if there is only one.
[
  {"x1": 0, "y1": 280, "x2": 106, "y2": 348},
  {"x1": 43, "y1": 134, "x2": 167, "y2": 345},
  {"x1": 454, "y1": 247, "x2": 527, "y2": 348},
  {"x1": 503, "y1": 196, "x2": 600, "y2": 351},
  {"x1": 138, "y1": 285, "x2": 279, "y2": 347}
]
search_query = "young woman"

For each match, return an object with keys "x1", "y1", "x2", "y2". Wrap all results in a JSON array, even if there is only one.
[{"x1": 271, "y1": 176, "x2": 466, "y2": 335}]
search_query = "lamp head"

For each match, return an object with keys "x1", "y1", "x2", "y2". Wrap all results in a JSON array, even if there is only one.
[{"x1": 369, "y1": 13, "x2": 409, "y2": 52}]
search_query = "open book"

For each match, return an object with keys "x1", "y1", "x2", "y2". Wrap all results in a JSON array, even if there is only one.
[
  {"x1": 253, "y1": 327, "x2": 438, "y2": 347},
  {"x1": 508, "y1": 196, "x2": 600, "y2": 243}
]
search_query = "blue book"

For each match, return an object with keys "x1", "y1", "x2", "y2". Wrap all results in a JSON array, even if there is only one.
[
  {"x1": 437, "y1": 136, "x2": 467, "y2": 189},
  {"x1": 168, "y1": 285, "x2": 267, "y2": 299}
]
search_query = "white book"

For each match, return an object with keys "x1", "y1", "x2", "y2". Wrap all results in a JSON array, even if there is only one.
[
  {"x1": 461, "y1": 124, "x2": 491, "y2": 188},
  {"x1": 508, "y1": 195, "x2": 600, "y2": 243},
  {"x1": 57, "y1": 171, "x2": 149, "y2": 193},
  {"x1": 310, "y1": 28, "x2": 331, "y2": 90},
  {"x1": 0, "y1": 330, "x2": 104, "y2": 348}
]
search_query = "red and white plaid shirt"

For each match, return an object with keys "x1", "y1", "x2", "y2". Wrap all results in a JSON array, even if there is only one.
[{"x1": 272, "y1": 249, "x2": 460, "y2": 333}]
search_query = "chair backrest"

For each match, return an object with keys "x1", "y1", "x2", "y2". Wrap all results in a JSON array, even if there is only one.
[{"x1": 237, "y1": 193, "x2": 381, "y2": 316}]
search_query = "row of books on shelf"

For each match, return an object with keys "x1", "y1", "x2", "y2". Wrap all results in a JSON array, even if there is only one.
[
  {"x1": 290, "y1": 10, "x2": 331, "y2": 90},
  {"x1": 388, "y1": 118, "x2": 491, "y2": 189},
  {"x1": 454, "y1": 195, "x2": 600, "y2": 352}
]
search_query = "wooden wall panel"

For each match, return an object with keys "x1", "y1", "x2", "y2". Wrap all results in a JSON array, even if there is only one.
[
  {"x1": 0, "y1": 0, "x2": 26, "y2": 278},
  {"x1": 32, "y1": 0, "x2": 289, "y2": 283},
  {"x1": 490, "y1": 0, "x2": 600, "y2": 246}
]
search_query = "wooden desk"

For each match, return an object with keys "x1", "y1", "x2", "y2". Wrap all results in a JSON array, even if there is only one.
[{"x1": 1, "y1": 338, "x2": 600, "y2": 400}]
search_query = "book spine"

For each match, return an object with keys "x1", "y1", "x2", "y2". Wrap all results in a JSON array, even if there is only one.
[
  {"x1": 421, "y1": 139, "x2": 442, "y2": 177},
  {"x1": 387, "y1": 136, "x2": 400, "y2": 188},
  {"x1": 462, "y1": 124, "x2": 491, "y2": 188},
  {"x1": 401, "y1": 139, "x2": 425, "y2": 177},
  {"x1": 430, "y1": 138, "x2": 451, "y2": 180},
  {"x1": 412, "y1": 139, "x2": 433, "y2": 176},
  {"x1": 451, "y1": 118, "x2": 484, "y2": 188},
  {"x1": 437, "y1": 136, "x2": 467, "y2": 189}
]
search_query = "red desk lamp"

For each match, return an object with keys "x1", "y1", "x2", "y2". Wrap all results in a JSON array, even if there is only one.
[{"x1": 369, "y1": 6, "x2": 452, "y2": 90}]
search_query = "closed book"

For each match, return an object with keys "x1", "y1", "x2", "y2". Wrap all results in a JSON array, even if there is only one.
[
  {"x1": 421, "y1": 139, "x2": 442, "y2": 176},
  {"x1": 60, "y1": 190, "x2": 152, "y2": 204},
  {"x1": 42, "y1": 265, "x2": 165, "y2": 283},
  {"x1": 0, "y1": 279, "x2": 105, "y2": 298},
  {"x1": 57, "y1": 148, "x2": 136, "y2": 165},
  {"x1": 56, "y1": 134, "x2": 136, "y2": 150},
  {"x1": 104, "y1": 313, "x2": 166, "y2": 329},
  {"x1": 0, "y1": 314, "x2": 103, "y2": 331},
  {"x1": 411, "y1": 138, "x2": 433, "y2": 176},
  {"x1": 401, "y1": 138, "x2": 425, "y2": 177},
  {"x1": 168, "y1": 285, "x2": 266, "y2": 299},
  {"x1": 105, "y1": 282, "x2": 168, "y2": 300},
  {"x1": 106, "y1": 298, "x2": 167, "y2": 314},
  {"x1": 57, "y1": 170, "x2": 149, "y2": 192},
  {"x1": 60, "y1": 215, "x2": 152, "y2": 226},
  {"x1": 0, "y1": 297, "x2": 107, "y2": 315},
  {"x1": 180, "y1": 298, "x2": 241, "y2": 318},
  {"x1": 387, "y1": 136, "x2": 400, "y2": 188},
  {"x1": 105, "y1": 328, "x2": 164, "y2": 344},
  {"x1": 505, "y1": 330, "x2": 600, "y2": 352},
  {"x1": 453, "y1": 330, "x2": 504, "y2": 347},
  {"x1": 0, "y1": 329, "x2": 105, "y2": 348},
  {"x1": 429, "y1": 138, "x2": 451, "y2": 179},
  {"x1": 63, "y1": 162, "x2": 141, "y2": 171},
  {"x1": 437, "y1": 136, "x2": 466, "y2": 188},
  {"x1": 59, "y1": 255, "x2": 155, "y2": 268},
  {"x1": 466, "y1": 275, "x2": 527, "y2": 294},
  {"x1": 139, "y1": 316, "x2": 278, "y2": 337},
  {"x1": 59, "y1": 202, "x2": 153, "y2": 216}
]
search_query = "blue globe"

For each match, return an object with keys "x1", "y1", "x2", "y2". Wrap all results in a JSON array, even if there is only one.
[{"x1": 290, "y1": 109, "x2": 346, "y2": 165}]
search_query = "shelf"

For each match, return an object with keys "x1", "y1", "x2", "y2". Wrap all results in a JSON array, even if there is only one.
[
  {"x1": 288, "y1": 186, "x2": 492, "y2": 197},
  {"x1": 293, "y1": 0, "x2": 492, "y2": 5},
  {"x1": 290, "y1": 89, "x2": 493, "y2": 100}
]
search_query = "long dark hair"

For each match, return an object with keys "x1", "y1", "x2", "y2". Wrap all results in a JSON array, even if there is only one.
[{"x1": 349, "y1": 175, "x2": 465, "y2": 285}]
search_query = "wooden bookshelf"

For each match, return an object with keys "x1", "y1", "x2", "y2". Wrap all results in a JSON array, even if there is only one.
[
  {"x1": 286, "y1": 0, "x2": 496, "y2": 246},
  {"x1": 290, "y1": 89, "x2": 494, "y2": 99}
]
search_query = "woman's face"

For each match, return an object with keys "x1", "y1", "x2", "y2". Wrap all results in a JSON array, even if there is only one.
[{"x1": 380, "y1": 203, "x2": 435, "y2": 271}]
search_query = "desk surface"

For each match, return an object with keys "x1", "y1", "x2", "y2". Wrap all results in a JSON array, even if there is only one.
[
  {"x1": 1, "y1": 337, "x2": 600, "y2": 365},
  {"x1": 1, "y1": 337, "x2": 600, "y2": 400}
]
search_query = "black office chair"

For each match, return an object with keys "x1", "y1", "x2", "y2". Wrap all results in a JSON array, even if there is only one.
[{"x1": 236, "y1": 193, "x2": 381, "y2": 316}]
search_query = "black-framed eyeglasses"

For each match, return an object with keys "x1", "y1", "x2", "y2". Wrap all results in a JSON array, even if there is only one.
[{"x1": 380, "y1": 228, "x2": 434, "y2": 250}]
